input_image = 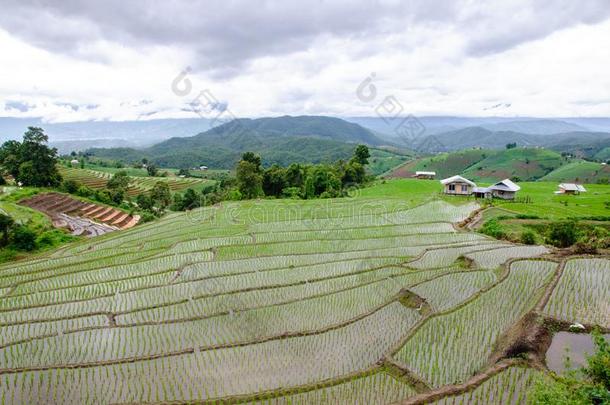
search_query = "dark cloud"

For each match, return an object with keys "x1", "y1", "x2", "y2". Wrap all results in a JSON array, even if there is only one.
[
  {"x1": 0, "y1": 0, "x2": 608, "y2": 75},
  {"x1": 461, "y1": 1, "x2": 610, "y2": 56},
  {"x1": 5, "y1": 100, "x2": 32, "y2": 112},
  {"x1": 0, "y1": 0, "x2": 456, "y2": 72}
]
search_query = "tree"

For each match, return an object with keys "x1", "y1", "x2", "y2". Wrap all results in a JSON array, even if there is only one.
[
  {"x1": 285, "y1": 163, "x2": 305, "y2": 189},
  {"x1": 506, "y1": 142, "x2": 517, "y2": 149},
  {"x1": 178, "y1": 168, "x2": 191, "y2": 177},
  {"x1": 241, "y1": 152, "x2": 262, "y2": 168},
  {"x1": 146, "y1": 164, "x2": 158, "y2": 177},
  {"x1": 150, "y1": 181, "x2": 172, "y2": 210},
  {"x1": 353, "y1": 145, "x2": 370, "y2": 165},
  {"x1": 60, "y1": 179, "x2": 80, "y2": 194},
  {"x1": 236, "y1": 152, "x2": 263, "y2": 199},
  {"x1": 106, "y1": 171, "x2": 131, "y2": 190},
  {"x1": 181, "y1": 188, "x2": 200, "y2": 210},
  {"x1": 0, "y1": 127, "x2": 61, "y2": 187},
  {"x1": 546, "y1": 220, "x2": 578, "y2": 248},
  {"x1": 262, "y1": 165, "x2": 287, "y2": 197},
  {"x1": 136, "y1": 194, "x2": 153, "y2": 211},
  {"x1": 11, "y1": 225, "x2": 37, "y2": 251},
  {"x1": 0, "y1": 213, "x2": 14, "y2": 247},
  {"x1": 341, "y1": 161, "x2": 366, "y2": 186}
]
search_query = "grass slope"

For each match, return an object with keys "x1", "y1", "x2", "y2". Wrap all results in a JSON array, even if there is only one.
[
  {"x1": 461, "y1": 148, "x2": 564, "y2": 182},
  {"x1": 540, "y1": 161, "x2": 610, "y2": 183},
  {"x1": 387, "y1": 149, "x2": 490, "y2": 179}
]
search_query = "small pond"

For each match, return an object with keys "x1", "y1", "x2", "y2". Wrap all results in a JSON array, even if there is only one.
[{"x1": 546, "y1": 332, "x2": 610, "y2": 373}]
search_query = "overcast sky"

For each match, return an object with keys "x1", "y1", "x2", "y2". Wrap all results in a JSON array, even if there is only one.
[{"x1": 0, "y1": 0, "x2": 609, "y2": 122}]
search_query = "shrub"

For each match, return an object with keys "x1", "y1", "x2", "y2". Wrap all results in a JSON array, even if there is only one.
[
  {"x1": 76, "y1": 185, "x2": 94, "y2": 198},
  {"x1": 11, "y1": 226, "x2": 37, "y2": 251},
  {"x1": 138, "y1": 211, "x2": 157, "y2": 223},
  {"x1": 480, "y1": 219, "x2": 506, "y2": 239},
  {"x1": 521, "y1": 230, "x2": 536, "y2": 245},
  {"x1": 515, "y1": 214, "x2": 540, "y2": 220},
  {"x1": 60, "y1": 179, "x2": 80, "y2": 194},
  {"x1": 546, "y1": 220, "x2": 578, "y2": 248}
]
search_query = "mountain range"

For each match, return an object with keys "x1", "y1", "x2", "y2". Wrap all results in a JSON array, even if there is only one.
[
  {"x1": 2, "y1": 115, "x2": 610, "y2": 167},
  {"x1": 87, "y1": 116, "x2": 391, "y2": 169}
]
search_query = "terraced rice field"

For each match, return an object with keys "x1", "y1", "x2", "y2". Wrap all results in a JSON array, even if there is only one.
[
  {"x1": 0, "y1": 196, "x2": 607, "y2": 404},
  {"x1": 59, "y1": 166, "x2": 214, "y2": 196}
]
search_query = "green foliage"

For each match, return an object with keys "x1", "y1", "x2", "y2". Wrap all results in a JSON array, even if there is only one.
[
  {"x1": 11, "y1": 225, "x2": 37, "y2": 251},
  {"x1": 60, "y1": 179, "x2": 80, "y2": 194},
  {"x1": 146, "y1": 164, "x2": 158, "y2": 177},
  {"x1": 574, "y1": 226, "x2": 610, "y2": 254},
  {"x1": 136, "y1": 194, "x2": 153, "y2": 211},
  {"x1": 353, "y1": 145, "x2": 370, "y2": 165},
  {"x1": 106, "y1": 170, "x2": 131, "y2": 190},
  {"x1": 521, "y1": 230, "x2": 536, "y2": 245},
  {"x1": 150, "y1": 181, "x2": 172, "y2": 210},
  {"x1": 236, "y1": 153, "x2": 264, "y2": 199},
  {"x1": 0, "y1": 213, "x2": 14, "y2": 246},
  {"x1": 480, "y1": 219, "x2": 506, "y2": 239},
  {"x1": 546, "y1": 220, "x2": 578, "y2": 248},
  {"x1": 506, "y1": 142, "x2": 517, "y2": 149},
  {"x1": 0, "y1": 127, "x2": 62, "y2": 186},
  {"x1": 262, "y1": 165, "x2": 287, "y2": 197}
]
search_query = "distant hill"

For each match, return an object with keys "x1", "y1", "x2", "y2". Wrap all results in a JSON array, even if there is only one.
[
  {"x1": 419, "y1": 127, "x2": 538, "y2": 152},
  {"x1": 0, "y1": 117, "x2": 216, "y2": 152},
  {"x1": 461, "y1": 148, "x2": 564, "y2": 182},
  {"x1": 539, "y1": 161, "x2": 610, "y2": 183},
  {"x1": 88, "y1": 116, "x2": 392, "y2": 169},
  {"x1": 388, "y1": 147, "x2": 570, "y2": 182},
  {"x1": 412, "y1": 126, "x2": 610, "y2": 157},
  {"x1": 388, "y1": 149, "x2": 490, "y2": 179},
  {"x1": 480, "y1": 119, "x2": 587, "y2": 134}
]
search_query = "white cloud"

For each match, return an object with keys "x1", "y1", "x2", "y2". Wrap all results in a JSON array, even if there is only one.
[{"x1": 0, "y1": 1, "x2": 609, "y2": 121}]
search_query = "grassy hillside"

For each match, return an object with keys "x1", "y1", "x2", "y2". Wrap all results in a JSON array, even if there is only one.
[
  {"x1": 540, "y1": 161, "x2": 610, "y2": 183},
  {"x1": 594, "y1": 147, "x2": 610, "y2": 161},
  {"x1": 461, "y1": 148, "x2": 564, "y2": 182},
  {"x1": 387, "y1": 149, "x2": 490, "y2": 179},
  {"x1": 59, "y1": 167, "x2": 215, "y2": 196},
  {"x1": 367, "y1": 149, "x2": 412, "y2": 176}
]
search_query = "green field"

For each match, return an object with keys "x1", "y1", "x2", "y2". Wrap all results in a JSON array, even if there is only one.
[
  {"x1": 362, "y1": 179, "x2": 610, "y2": 220},
  {"x1": 367, "y1": 148, "x2": 412, "y2": 176},
  {"x1": 0, "y1": 178, "x2": 607, "y2": 403},
  {"x1": 539, "y1": 160, "x2": 610, "y2": 183},
  {"x1": 387, "y1": 149, "x2": 489, "y2": 179},
  {"x1": 491, "y1": 182, "x2": 610, "y2": 219},
  {"x1": 461, "y1": 148, "x2": 564, "y2": 182},
  {"x1": 59, "y1": 166, "x2": 215, "y2": 196}
]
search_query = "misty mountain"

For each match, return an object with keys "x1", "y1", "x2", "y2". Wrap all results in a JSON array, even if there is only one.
[
  {"x1": 0, "y1": 117, "x2": 215, "y2": 153},
  {"x1": 88, "y1": 116, "x2": 389, "y2": 168},
  {"x1": 413, "y1": 126, "x2": 610, "y2": 157},
  {"x1": 345, "y1": 116, "x2": 602, "y2": 143}
]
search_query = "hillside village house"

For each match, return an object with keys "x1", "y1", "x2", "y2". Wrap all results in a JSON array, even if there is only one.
[
  {"x1": 440, "y1": 175, "x2": 476, "y2": 195},
  {"x1": 441, "y1": 176, "x2": 520, "y2": 200},
  {"x1": 473, "y1": 179, "x2": 521, "y2": 200},
  {"x1": 556, "y1": 183, "x2": 587, "y2": 195},
  {"x1": 413, "y1": 171, "x2": 436, "y2": 179}
]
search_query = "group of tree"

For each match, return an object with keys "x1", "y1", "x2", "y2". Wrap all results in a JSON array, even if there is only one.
[
  {"x1": 0, "y1": 127, "x2": 62, "y2": 186},
  {"x1": 0, "y1": 213, "x2": 37, "y2": 251},
  {"x1": 236, "y1": 145, "x2": 370, "y2": 200}
]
